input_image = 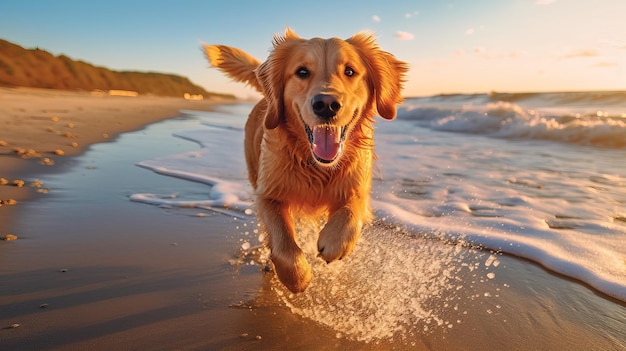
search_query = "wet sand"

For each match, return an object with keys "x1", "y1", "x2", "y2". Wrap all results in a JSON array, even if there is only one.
[
  {"x1": 0, "y1": 88, "x2": 624, "y2": 350},
  {"x1": 0, "y1": 87, "x2": 225, "y2": 242}
]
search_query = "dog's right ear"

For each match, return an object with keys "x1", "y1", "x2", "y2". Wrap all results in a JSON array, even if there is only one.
[
  {"x1": 255, "y1": 28, "x2": 302, "y2": 130},
  {"x1": 203, "y1": 44, "x2": 263, "y2": 93}
]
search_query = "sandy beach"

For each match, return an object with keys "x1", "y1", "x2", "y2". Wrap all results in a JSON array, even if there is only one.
[
  {"x1": 0, "y1": 87, "x2": 224, "y2": 240},
  {"x1": 1, "y1": 88, "x2": 624, "y2": 350}
]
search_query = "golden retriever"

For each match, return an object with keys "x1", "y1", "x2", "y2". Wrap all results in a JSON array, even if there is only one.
[{"x1": 204, "y1": 28, "x2": 407, "y2": 293}]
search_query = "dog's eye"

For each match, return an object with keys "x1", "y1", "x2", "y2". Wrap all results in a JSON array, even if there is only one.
[
  {"x1": 296, "y1": 67, "x2": 310, "y2": 79},
  {"x1": 344, "y1": 66, "x2": 356, "y2": 77}
]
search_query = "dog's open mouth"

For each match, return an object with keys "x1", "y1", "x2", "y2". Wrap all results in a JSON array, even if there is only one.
[{"x1": 305, "y1": 124, "x2": 347, "y2": 164}]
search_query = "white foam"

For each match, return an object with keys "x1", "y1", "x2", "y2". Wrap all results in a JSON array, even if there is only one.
[
  {"x1": 130, "y1": 114, "x2": 253, "y2": 215},
  {"x1": 398, "y1": 98, "x2": 626, "y2": 148},
  {"x1": 268, "y1": 220, "x2": 483, "y2": 342},
  {"x1": 371, "y1": 115, "x2": 626, "y2": 301}
]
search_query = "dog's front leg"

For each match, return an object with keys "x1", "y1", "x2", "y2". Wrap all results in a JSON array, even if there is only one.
[
  {"x1": 317, "y1": 198, "x2": 369, "y2": 263},
  {"x1": 257, "y1": 198, "x2": 312, "y2": 293}
]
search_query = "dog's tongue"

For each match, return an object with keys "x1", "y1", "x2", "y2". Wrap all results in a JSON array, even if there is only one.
[{"x1": 312, "y1": 126, "x2": 341, "y2": 161}]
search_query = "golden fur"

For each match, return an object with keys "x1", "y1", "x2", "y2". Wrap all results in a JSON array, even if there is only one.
[{"x1": 204, "y1": 28, "x2": 407, "y2": 292}]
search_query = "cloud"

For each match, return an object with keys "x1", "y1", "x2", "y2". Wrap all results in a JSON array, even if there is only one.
[
  {"x1": 465, "y1": 28, "x2": 475, "y2": 35},
  {"x1": 405, "y1": 11, "x2": 419, "y2": 19},
  {"x1": 536, "y1": 0, "x2": 556, "y2": 5},
  {"x1": 395, "y1": 31, "x2": 415, "y2": 40},
  {"x1": 598, "y1": 39, "x2": 626, "y2": 50},
  {"x1": 468, "y1": 47, "x2": 529, "y2": 59},
  {"x1": 507, "y1": 49, "x2": 529, "y2": 59},
  {"x1": 473, "y1": 47, "x2": 486, "y2": 55},
  {"x1": 372, "y1": 15, "x2": 381, "y2": 23},
  {"x1": 593, "y1": 61, "x2": 618, "y2": 68},
  {"x1": 559, "y1": 49, "x2": 600, "y2": 59}
]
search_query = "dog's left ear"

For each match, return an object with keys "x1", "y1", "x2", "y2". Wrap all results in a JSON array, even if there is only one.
[
  {"x1": 348, "y1": 33, "x2": 408, "y2": 120},
  {"x1": 255, "y1": 57, "x2": 282, "y2": 130},
  {"x1": 255, "y1": 28, "x2": 302, "y2": 129}
]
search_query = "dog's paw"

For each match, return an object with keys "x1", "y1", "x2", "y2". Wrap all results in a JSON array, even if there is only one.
[
  {"x1": 317, "y1": 209, "x2": 361, "y2": 263},
  {"x1": 271, "y1": 250, "x2": 312, "y2": 293}
]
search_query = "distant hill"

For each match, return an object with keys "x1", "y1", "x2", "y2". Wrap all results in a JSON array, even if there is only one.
[{"x1": 0, "y1": 39, "x2": 234, "y2": 99}]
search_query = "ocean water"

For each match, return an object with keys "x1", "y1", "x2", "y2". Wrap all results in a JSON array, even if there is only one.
[{"x1": 130, "y1": 92, "x2": 626, "y2": 340}]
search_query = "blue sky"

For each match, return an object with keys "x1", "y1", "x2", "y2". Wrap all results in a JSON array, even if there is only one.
[{"x1": 1, "y1": 0, "x2": 625, "y2": 98}]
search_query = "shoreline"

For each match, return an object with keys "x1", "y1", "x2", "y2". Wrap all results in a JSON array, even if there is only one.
[{"x1": 0, "y1": 87, "x2": 230, "y2": 239}]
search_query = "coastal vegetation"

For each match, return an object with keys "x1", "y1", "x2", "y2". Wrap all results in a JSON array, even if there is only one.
[{"x1": 0, "y1": 39, "x2": 234, "y2": 99}]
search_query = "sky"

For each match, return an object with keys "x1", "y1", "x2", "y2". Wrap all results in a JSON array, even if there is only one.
[{"x1": 1, "y1": 0, "x2": 625, "y2": 98}]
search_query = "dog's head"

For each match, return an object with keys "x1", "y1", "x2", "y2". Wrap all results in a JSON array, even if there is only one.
[{"x1": 256, "y1": 28, "x2": 408, "y2": 167}]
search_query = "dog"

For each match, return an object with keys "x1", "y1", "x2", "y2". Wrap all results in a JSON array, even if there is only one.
[{"x1": 204, "y1": 28, "x2": 407, "y2": 293}]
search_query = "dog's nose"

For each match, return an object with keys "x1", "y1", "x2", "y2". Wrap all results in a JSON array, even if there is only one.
[{"x1": 311, "y1": 94, "x2": 341, "y2": 119}]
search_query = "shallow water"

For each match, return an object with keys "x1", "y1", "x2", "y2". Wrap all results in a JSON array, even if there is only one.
[{"x1": 3, "y1": 101, "x2": 624, "y2": 349}]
